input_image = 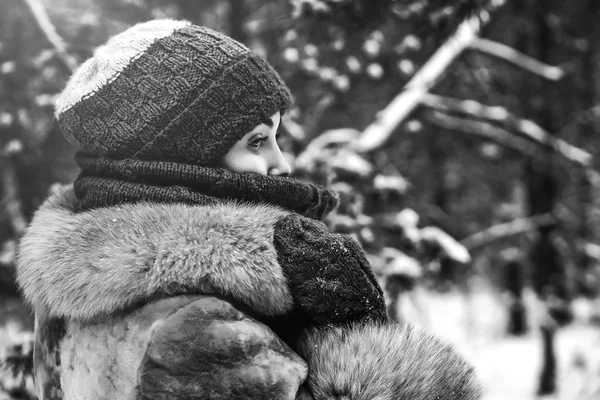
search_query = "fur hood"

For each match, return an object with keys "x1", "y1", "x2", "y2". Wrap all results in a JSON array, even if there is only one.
[{"x1": 16, "y1": 184, "x2": 294, "y2": 322}]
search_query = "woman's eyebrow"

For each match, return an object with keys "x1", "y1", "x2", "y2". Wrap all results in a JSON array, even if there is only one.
[{"x1": 259, "y1": 117, "x2": 274, "y2": 128}]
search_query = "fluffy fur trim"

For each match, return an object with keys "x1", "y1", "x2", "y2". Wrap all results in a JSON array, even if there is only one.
[
  {"x1": 16, "y1": 184, "x2": 293, "y2": 322},
  {"x1": 298, "y1": 322, "x2": 482, "y2": 400}
]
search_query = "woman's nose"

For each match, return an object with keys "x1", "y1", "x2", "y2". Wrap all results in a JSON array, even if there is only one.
[{"x1": 268, "y1": 148, "x2": 292, "y2": 177}]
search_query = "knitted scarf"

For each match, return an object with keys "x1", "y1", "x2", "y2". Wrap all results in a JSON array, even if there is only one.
[{"x1": 73, "y1": 153, "x2": 339, "y2": 220}]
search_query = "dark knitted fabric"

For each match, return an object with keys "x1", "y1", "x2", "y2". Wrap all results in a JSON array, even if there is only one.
[
  {"x1": 74, "y1": 154, "x2": 339, "y2": 220},
  {"x1": 56, "y1": 22, "x2": 292, "y2": 166},
  {"x1": 273, "y1": 214, "x2": 388, "y2": 328}
]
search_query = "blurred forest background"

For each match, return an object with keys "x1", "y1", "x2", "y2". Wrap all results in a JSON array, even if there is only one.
[{"x1": 1, "y1": 0, "x2": 600, "y2": 399}]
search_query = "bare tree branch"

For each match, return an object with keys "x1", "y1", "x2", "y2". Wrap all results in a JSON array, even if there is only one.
[
  {"x1": 21, "y1": 0, "x2": 77, "y2": 73},
  {"x1": 421, "y1": 93, "x2": 593, "y2": 166},
  {"x1": 302, "y1": 93, "x2": 335, "y2": 142},
  {"x1": 469, "y1": 37, "x2": 565, "y2": 81},
  {"x1": 558, "y1": 105, "x2": 600, "y2": 137},
  {"x1": 461, "y1": 213, "x2": 556, "y2": 250},
  {"x1": 280, "y1": 113, "x2": 306, "y2": 141},
  {"x1": 352, "y1": 15, "x2": 488, "y2": 153},
  {"x1": 425, "y1": 110, "x2": 543, "y2": 158}
]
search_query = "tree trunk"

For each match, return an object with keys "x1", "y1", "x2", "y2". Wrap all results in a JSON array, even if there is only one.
[
  {"x1": 572, "y1": 0, "x2": 600, "y2": 296},
  {"x1": 516, "y1": 0, "x2": 567, "y2": 395},
  {"x1": 537, "y1": 324, "x2": 557, "y2": 395},
  {"x1": 505, "y1": 259, "x2": 527, "y2": 335}
]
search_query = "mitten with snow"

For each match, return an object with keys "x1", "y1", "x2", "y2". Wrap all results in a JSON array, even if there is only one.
[{"x1": 273, "y1": 214, "x2": 387, "y2": 328}]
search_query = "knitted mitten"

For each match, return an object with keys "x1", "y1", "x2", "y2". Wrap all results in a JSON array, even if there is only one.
[{"x1": 273, "y1": 214, "x2": 387, "y2": 327}]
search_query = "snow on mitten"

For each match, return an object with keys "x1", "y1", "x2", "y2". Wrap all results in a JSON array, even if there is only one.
[{"x1": 273, "y1": 214, "x2": 387, "y2": 327}]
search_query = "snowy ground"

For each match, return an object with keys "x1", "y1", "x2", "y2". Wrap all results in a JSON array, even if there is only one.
[{"x1": 401, "y1": 284, "x2": 600, "y2": 400}]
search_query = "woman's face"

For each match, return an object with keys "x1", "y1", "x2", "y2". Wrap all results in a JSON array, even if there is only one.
[{"x1": 220, "y1": 112, "x2": 291, "y2": 176}]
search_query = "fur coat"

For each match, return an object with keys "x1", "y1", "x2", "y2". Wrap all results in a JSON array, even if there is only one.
[{"x1": 16, "y1": 185, "x2": 481, "y2": 400}]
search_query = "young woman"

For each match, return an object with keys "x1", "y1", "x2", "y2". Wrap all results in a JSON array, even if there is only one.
[{"x1": 16, "y1": 19, "x2": 480, "y2": 400}]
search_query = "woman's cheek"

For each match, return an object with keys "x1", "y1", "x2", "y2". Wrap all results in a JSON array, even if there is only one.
[
  {"x1": 239, "y1": 154, "x2": 269, "y2": 175},
  {"x1": 255, "y1": 156, "x2": 269, "y2": 175}
]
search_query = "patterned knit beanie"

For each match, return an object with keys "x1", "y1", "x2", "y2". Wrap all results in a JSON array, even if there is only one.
[{"x1": 54, "y1": 19, "x2": 293, "y2": 165}]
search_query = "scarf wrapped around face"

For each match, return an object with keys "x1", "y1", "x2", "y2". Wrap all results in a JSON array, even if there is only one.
[{"x1": 73, "y1": 153, "x2": 339, "y2": 220}]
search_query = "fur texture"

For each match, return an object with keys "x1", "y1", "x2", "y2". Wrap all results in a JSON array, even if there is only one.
[
  {"x1": 138, "y1": 296, "x2": 308, "y2": 400},
  {"x1": 16, "y1": 184, "x2": 293, "y2": 322},
  {"x1": 298, "y1": 323, "x2": 482, "y2": 400},
  {"x1": 58, "y1": 296, "x2": 204, "y2": 400}
]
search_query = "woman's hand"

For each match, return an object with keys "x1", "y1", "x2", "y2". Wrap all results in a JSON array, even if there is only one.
[{"x1": 274, "y1": 214, "x2": 387, "y2": 327}]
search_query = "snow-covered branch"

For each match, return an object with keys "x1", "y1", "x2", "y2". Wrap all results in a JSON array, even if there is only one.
[
  {"x1": 461, "y1": 213, "x2": 556, "y2": 250},
  {"x1": 352, "y1": 15, "x2": 487, "y2": 152},
  {"x1": 425, "y1": 111, "x2": 542, "y2": 158},
  {"x1": 421, "y1": 94, "x2": 593, "y2": 166},
  {"x1": 350, "y1": 2, "x2": 569, "y2": 154},
  {"x1": 21, "y1": 0, "x2": 77, "y2": 73},
  {"x1": 469, "y1": 37, "x2": 565, "y2": 81}
]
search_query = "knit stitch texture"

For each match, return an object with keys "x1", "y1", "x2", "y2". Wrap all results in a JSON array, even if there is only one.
[
  {"x1": 74, "y1": 154, "x2": 339, "y2": 220},
  {"x1": 273, "y1": 214, "x2": 388, "y2": 327}
]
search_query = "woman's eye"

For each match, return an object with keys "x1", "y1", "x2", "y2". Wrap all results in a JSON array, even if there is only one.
[{"x1": 249, "y1": 137, "x2": 267, "y2": 150}]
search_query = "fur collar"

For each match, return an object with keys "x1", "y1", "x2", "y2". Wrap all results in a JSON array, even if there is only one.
[{"x1": 16, "y1": 184, "x2": 294, "y2": 322}]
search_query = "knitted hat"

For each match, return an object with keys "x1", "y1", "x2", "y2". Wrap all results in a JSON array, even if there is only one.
[{"x1": 55, "y1": 19, "x2": 293, "y2": 165}]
